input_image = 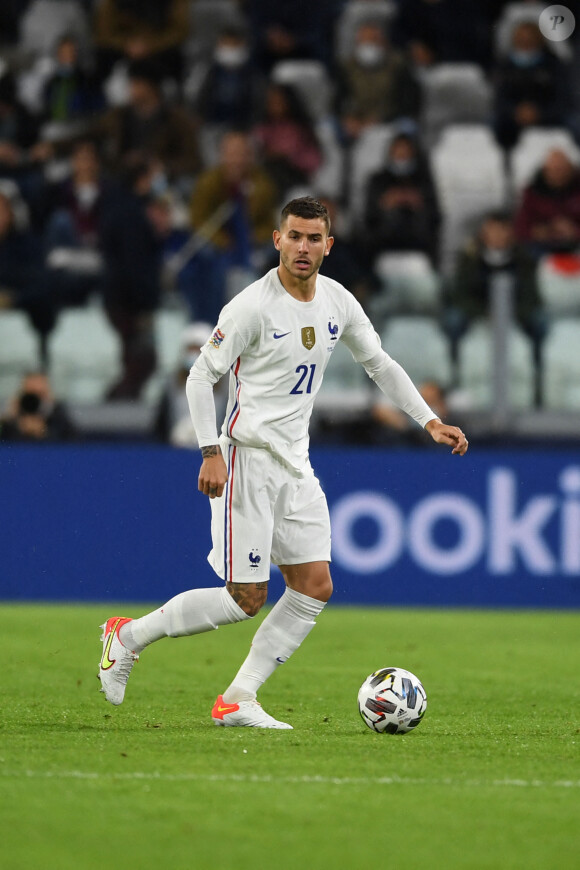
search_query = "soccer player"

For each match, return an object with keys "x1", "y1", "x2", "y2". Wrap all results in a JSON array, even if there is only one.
[{"x1": 98, "y1": 196, "x2": 468, "y2": 728}]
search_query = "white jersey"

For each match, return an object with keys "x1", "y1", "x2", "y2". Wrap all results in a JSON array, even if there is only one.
[{"x1": 188, "y1": 268, "x2": 436, "y2": 474}]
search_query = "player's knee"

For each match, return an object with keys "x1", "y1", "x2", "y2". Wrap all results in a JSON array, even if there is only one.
[
  {"x1": 313, "y1": 574, "x2": 333, "y2": 603},
  {"x1": 226, "y1": 581, "x2": 268, "y2": 617},
  {"x1": 281, "y1": 562, "x2": 333, "y2": 602},
  {"x1": 297, "y1": 571, "x2": 333, "y2": 602}
]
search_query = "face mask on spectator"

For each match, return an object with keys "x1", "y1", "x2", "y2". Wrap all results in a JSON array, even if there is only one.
[
  {"x1": 215, "y1": 46, "x2": 249, "y2": 69},
  {"x1": 509, "y1": 49, "x2": 542, "y2": 67},
  {"x1": 76, "y1": 183, "x2": 99, "y2": 209},
  {"x1": 150, "y1": 171, "x2": 168, "y2": 197},
  {"x1": 354, "y1": 43, "x2": 386, "y2": 67},
  {"x1": 481, "y1": 247, "x2": 513, "y2": 267},
  {"x1": 388, "y1": 158, "x2": 417, "y2": 176}
]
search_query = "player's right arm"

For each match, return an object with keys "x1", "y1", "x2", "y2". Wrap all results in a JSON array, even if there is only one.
[
  {"x1": 187, "y1": 361, "x2": 229, "y2": 498},
  {"x1": 187, "y1": 338, "x2": 235, "y2": 500},
  {"x1": 186, "y1": 297, "x2": 259, "y2": 498},
  {"x1": 198, "y1": 444, "x2": 228, "y2": 499}
]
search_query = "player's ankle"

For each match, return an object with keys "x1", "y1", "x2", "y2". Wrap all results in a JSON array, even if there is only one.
[
  {"x1": 119, "y1": 621, "x2": 143, "y2": 653},
  {"x1": 222, "y1": 686, "x2": 256, "y2": 704}
]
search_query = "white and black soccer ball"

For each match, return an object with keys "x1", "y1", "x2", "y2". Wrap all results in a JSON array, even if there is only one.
[{"x1": 358, "y1": 667, "x2": 427, "y2": 734}]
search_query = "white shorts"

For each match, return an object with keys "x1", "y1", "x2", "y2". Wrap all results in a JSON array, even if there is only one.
[{"x1": 208, "y1": 441, "x2": 331, "y2": 583}]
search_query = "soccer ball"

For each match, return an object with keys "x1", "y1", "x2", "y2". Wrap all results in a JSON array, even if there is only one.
[{"x1": 358, "y1": 667, "x2": 427, "y2": 734}]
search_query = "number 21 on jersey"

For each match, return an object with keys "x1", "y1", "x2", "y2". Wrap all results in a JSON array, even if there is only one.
[{"x1": 290, "y1": 364, "x2": 316, "y2": 394}]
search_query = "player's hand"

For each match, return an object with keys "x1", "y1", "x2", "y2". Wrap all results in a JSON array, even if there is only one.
[
  {"x1": 198, "y1": 447, "x2": 229, "y2": 498},
  {"x1": 425, "y1": 419, "x2": 469, "y2": 455}
]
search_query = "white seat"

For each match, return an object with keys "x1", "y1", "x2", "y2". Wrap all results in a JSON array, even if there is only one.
[
  {"x1": 457, "y1": 319, "x2": 535, "y2": 410},
  {"x1": 419, "y1": 64, "x2": 493, "y2": 147},
  {"x1": 47, "y1": 305, "x2": 122, "y2": 403},
  {"x1": 431, "y1": 125, "x2": 508, "y2": 273},
  {"x1": 510, "y1": 128, "x2": 580, "y2": 194},
  {"x1": 381, "y1": 316, "x2": 453, "y2": 387},
  {"x1": 335, "y1": 0, "x2": 396, "y2": 62},
  {"x1": 142, "y1": 307, "x2": 191, "y2": 406},
  {"x1": 19, "y1": 0, "x2": 92, "y2": 64},
  {"x1": 315, "y1": 340, "x2": 371, "y2": 414},
  {"x1": 494, "y1": 2, "x2": 573, "y2": 62},
  {"x1": 153, "y1": 308, "x2": 190, "y2": 375},
  {"x1": 271, "y1": 60, "x2": 333, "y2": 120},
  {"x1": 372, "y1": 252, "x2": 441, "y2": 316},
  {"x1": 186, "y1": 0, "x2": 244, "y2": 63},
  {"x1": 542, "y1": 318, "x2": 580, "y2": 410},
  {"x1": 311, "y1": 120, "x2": 345, "y2": 199},
  {"x1": 0, "y1": 311, "x2": 41, "y2": 407},
  {"x1": 537, "y1": 254, "x2": 580, "y2": 315},
  {"x1": 349, "y1": 123, "x2": 395, "y2": 220}
]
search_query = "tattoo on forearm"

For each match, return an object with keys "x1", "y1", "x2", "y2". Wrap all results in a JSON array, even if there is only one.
[
  {"x1": 202, "y1": 445, "x2": 221, "y2": 458},
  {"x1": 227, "y1": 582, "x2": 268, "y2": 616}
]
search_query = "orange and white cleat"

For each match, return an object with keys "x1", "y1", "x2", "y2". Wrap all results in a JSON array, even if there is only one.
[
  {"x1": 211, "y1": 694, "x2": 293, "y2": 729},
  {"x1": 98, "y1": 616, "x2": 138, "y2": 705}
]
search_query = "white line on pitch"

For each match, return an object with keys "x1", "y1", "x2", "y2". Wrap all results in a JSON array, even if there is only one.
[{"x1": 1, "y1": 770, "x2": 579, "y2": 789}]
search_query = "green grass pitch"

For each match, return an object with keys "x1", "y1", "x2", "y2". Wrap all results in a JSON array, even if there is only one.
[{"x1": 1, "y1": 603, "x2": 579, "y2": 870}]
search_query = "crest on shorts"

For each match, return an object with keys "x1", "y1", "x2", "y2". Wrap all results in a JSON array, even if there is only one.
[{"x1": 301, "y1": 326, "x2": 316, "y2": 350}]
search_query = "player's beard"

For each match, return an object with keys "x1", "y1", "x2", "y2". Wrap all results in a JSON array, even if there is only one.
[{"x1": 280, "y1": 249, "x2": 325, "y2": 282}]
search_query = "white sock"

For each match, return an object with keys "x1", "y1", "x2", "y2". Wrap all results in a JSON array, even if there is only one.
[
  {"x1": 119, "y1": 586, "x2": 249, "y2": 653},
  {"x1": 222, "y1": 587, "x2": 327, "y2": 703}
]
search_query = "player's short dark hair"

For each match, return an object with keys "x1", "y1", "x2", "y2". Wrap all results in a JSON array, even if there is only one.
[{"x1": 280, "y1": 196, "x2": 331, "y2": 233}]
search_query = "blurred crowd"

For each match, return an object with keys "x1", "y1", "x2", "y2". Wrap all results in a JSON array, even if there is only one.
[{"x1": 1, "y1": 0, "x2": 580, "y2": 445}]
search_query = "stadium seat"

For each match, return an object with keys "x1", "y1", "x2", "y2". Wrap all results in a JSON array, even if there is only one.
[
  {"x1": 141, "y1": 307, "x2": 191, "y2": 406},
  {"x1": 494, "y1": 2, "x2": 573, "y2": 62},
  {"x1": 47, "y1": 305, "x2": 122, "y2": 403},
  {"x1": 186, "y1": 0, "x2": 244, "y2": 63},
  {"x1": 0, "y1": 311, "x2": 42, "y2": 408},
  {"x1": 419, "y1": 64, "x2": 493, "y2": 147},
  {"x1": 19, "y1": 0, "x2": 92, "y2": 65},
  {"x1": 153, "y1": 308, "x2": 191, "y2": 375},
  {"x1": 271, "y1": 60, "x2": 333, "y2": 120},
  {"x1": 542, "y1": 318, "x2": 580, "y2": 410},
  {"x1": 510, "y1": 127, "x2": 580, "y2": 195},
  {"x1": 372, "y1": 252, "x2": 441, "y2": 315},
  {"x1": 334, "y1": 0, "x2": 396, "y2": 62},
  {"x1": 315, "y1": 339, "x2": 372, "y2": 415},
  {"x1": 537, "y1": 254, "x2": 580, "y2": 316},
  {"x1": 311, "y1": 120, "x2": 345, "y2": 200},
  {"x1": 349, "y1": 123, "x2": 395, "y2": 220},
  {"x1": 380, "y1": 316, "x2": 453, "y2": 388},
  {"x1": 431, "y1": 125, "x2": 508, "y2": 273},
  {"x1": 457, "y1": 319, "x2": 535, "y2": 410}
]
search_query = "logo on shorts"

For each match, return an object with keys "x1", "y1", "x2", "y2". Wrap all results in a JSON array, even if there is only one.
[
  {"x1": 301, "y1": 326, "x2": 316, "y2": 350},
  {"x1": 249, "y1": 551, "x2": 261, "y2": 568},
  {"x1": 209, "y1": 328, "x2": 225, "y2": 349}
]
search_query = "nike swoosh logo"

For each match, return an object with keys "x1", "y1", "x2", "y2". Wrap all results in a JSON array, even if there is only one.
[
  {"x1": 100, "y1": 617, "x2": 122, "y2": 671},
  {"x1": 217, "y1": 704, "x2": 239, "y2": 714},
  {"x1": 273, "y1": 331, "x2": 290, "y2": 339}
]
